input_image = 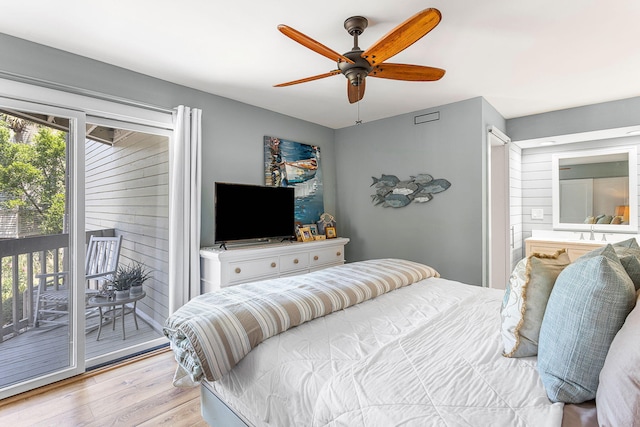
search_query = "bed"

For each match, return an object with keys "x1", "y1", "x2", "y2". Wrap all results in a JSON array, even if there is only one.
[{"x1": 164, "y1": 255, "x2": 640, "y2": 427}]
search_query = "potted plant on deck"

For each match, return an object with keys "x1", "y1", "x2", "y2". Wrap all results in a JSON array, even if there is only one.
[{"x1": 111, "y1": 261, "x2": 152, "y2": 300}]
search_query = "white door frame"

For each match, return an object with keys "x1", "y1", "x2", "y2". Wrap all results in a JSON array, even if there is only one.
[{"x1": 483, "y1": 125, "x2": 511, "y2": 288}]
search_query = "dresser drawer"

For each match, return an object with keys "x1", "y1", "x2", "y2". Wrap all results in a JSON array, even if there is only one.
[
  {"x1": 525, "y1": 239, "x2": 603, "y2": 262},
  {"x1": 310, "y1": 246, "x2": 345, "y2": 267},
  {"x1": 200, "y1": 237, "x2": 349, "y2": 291},
  {"x1": 280, "y1": 252, "x2": 310, "y2": 274},
  {"x1": 227, "y1": 257, "x2": 279, "y2": 285}
]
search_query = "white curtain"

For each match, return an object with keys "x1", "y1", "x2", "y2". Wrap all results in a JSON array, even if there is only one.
[{"x1": 169, "y1": 105, "x2": 202, "y2": 314}]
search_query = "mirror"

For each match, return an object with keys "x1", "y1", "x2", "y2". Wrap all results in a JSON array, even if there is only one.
[{"x1": 552, "y1": 146, "x2": 637, "y2": 232}]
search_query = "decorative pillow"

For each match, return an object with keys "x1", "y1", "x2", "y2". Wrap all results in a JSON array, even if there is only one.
[
  {"x1": 616, "y1": 251, "x2": 640, "y2": 291},
  {"x1": 613, "y1": 238, "x2": 640, "y2": 290},
  {"x1": 537, "y1": 245, "x2": 636, "y2": 403},
  {"x1": 596, "y1": 290, "x2": 640, "y2": 427},
  {"x1": 500, "y1": 250, "x2": 570, "y2": 358},
  {"x1": 597, "y1": 214, "x2": 613, "y2": 224},
  {"x1": 613, "y1": 237, "x2": 640, "y2": 249}
]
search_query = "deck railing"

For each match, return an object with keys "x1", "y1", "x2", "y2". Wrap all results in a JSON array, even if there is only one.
[
  {"x1": 0, "y1": 229, "x2": 114, "y2": 342},
  {"x1": 0, "y1": 234, "x2": 67, "y2": 341}
]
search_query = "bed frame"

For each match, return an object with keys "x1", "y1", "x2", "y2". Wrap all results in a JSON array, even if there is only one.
[{"x1": 201, "y1": 382, "x2": 250, "y2": 427}]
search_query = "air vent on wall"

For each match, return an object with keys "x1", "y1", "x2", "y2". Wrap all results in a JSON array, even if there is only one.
[{"x1": 414, "y1": 111, "x2": 440, "y2": 125}]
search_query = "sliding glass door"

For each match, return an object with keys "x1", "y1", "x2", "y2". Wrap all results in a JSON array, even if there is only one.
[
  {"x1": 0, "y1": 97, "x2": 86, "y2": 398},
  {"x1": 0, "y1": 78, "x2": 174, "y2": 399}
]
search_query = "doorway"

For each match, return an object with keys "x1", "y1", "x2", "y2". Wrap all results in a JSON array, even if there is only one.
[{"x1": 83, "y1": 120, "x2": 170, "y2": 367}]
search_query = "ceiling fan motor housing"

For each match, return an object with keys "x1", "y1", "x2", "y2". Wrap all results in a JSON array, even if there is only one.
[{"x1": 338, "y1": 49, "x2": 372, "y2": 86}]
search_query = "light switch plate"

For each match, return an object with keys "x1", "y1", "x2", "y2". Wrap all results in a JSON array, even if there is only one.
[{"x1": 531, "y1": 208, "x2": 544, "y2": 220}]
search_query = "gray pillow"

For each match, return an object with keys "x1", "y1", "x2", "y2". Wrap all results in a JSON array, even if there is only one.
[
  {"x1": 613, "y1": 239, "x2": 640, "y2": 290},
  {"x1": 537, "y1": 244, "x2": 636, "y2": 403},
  {"x1": 617, "y1": 252, "x2": 640, "y2": 291},
  {"x1": 613, "y1": 237, "x2": 640, "y2": 249}
]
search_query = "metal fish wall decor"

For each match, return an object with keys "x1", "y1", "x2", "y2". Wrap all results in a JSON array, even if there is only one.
[{"x1": 370, "y1": 174, "x2": 451, "y2": 208}]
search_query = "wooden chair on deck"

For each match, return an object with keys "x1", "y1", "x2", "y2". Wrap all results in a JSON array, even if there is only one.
[{"x1": 33, "y1": 235, "x2": 123, "y2": 327}]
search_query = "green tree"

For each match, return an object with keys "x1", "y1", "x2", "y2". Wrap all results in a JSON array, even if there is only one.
[{"x1": 0, "y1": 116, "x2": 67, "y2": 235}]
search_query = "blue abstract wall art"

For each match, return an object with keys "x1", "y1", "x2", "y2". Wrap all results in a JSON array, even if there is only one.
[{"x1": 265, "y1": 136, "x2": 324, "y2": 223}]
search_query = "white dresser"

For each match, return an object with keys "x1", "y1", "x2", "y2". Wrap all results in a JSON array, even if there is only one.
[{"x1": 200, "y1": 237, "x2": 349, "y2": 293}]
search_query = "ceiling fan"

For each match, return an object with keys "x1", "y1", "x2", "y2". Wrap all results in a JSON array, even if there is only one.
[{"x1": 274, "y1": 8, "x2": 445, "y2": 104}]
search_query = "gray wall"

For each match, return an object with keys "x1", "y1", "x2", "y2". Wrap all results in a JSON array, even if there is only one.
[
  {"x1": 334, "y1": 97, "x2": 490, "y2": 285},
  {"x1": 0, "y1": 33, "x2": 336, "y2": 247},
  {"x1": 507, "y1": 96, "x2": 640, "y2": 141}
]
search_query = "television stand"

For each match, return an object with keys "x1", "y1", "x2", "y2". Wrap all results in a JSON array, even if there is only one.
[{"x1": 200, "y1": 237, "x2": 349, "y2": 292}]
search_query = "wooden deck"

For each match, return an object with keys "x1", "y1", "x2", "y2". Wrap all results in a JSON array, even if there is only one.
[{"x1": 0, "y1": 313, "x2": 165, "y2": 390}]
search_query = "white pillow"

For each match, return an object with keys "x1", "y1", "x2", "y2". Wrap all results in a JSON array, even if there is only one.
[{"x1": 596, "y1": 290, "x2": 640, "y2": 426}]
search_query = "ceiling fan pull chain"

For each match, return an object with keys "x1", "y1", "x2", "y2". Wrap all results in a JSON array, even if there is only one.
[{"x1": 356, "y1": 86, "x2": 363, "y2": 125}]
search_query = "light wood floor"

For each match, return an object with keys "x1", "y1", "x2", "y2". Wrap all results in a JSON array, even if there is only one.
[{"x1": 0, "y1": 348, "x2": 207, "y2": 426}]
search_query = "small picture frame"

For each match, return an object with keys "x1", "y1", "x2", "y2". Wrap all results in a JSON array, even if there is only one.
[
  {"x1": 294, "y1": 222, "x2": 304, "y2": 241},
  {"x1": 325, "y1": 226, "x2": 337, "y2": 239},
  {"x1": 314, "y1": 235, "x2": 326, "y2": 241},
  {"x1": 299, "y1": 226, "x2": 314, "y2": 242},
  {"x1": 304, "y1": 224, "x2": 319, "y2": 236}
]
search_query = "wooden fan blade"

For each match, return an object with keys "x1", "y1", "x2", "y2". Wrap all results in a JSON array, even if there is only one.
[
  {"x1": 363, "y1": 8, "x2": 441, "y2": 65},
  {"x1": 347, "y1": 80, "x2": 366, "y2": 104},
  {"x1": 274, "y1": 70, "x2": 341, "y2": 87},
  {"x1": 278, "y1": 25, "x2": 354, "y2": 64},
  {"x1": 370, "y1": 63, "x2": 445, "y2": 81}
]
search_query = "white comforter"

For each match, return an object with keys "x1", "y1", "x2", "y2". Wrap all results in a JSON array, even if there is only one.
[{"x1": 209, "y1": 277, "x2": 563, "y2": 427}]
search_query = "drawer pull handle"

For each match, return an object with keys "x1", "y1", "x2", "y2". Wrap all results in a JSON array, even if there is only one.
[
  {"x1": 271, "y1": 262, "x2": 276, "y2": 268},
  {"x1": 235, "y1": 267, "x2": 241, "y2": 274},
  {"x1": 337, "y1": 251, "x2": 341, "y2": 256},
  {"x1": 294, "y1": 259, "x2": 299, "y2": 264},
  {"x1": 314, "y1": 255, "x2": 319, "y2": 261}
]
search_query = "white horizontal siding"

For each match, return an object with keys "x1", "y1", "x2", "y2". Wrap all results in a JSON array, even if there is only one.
[
  {"x1": 85, "y1": 131, "x2": 169, "y2": 330},
  {"x1": 509, "y1": 143, "x2": 524, "y2": 267}
]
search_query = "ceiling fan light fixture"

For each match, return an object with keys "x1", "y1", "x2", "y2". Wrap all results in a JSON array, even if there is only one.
[{"x1": 344, "y1": 68, "x2": 368, "y2": 86}]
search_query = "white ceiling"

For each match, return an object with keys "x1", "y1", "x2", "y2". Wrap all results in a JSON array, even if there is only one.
[{"x1": 1, "y1": 0, "x2": 639, "y2": 129}]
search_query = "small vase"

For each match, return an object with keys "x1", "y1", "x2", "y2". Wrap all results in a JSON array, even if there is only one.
[
  {"x1": 129, "y1": 285, "x2": 143, "y2": 297},
  {"x1": 115, "y1": 290, "x2": 129, "y2": 300}
]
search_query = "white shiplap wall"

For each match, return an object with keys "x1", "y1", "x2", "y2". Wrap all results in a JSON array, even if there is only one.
[
  {"x1": 520, "y1": 136, "x2": 640, "y2": 241},
  {"x1": 85, "y1": 131, "x2": 169, "y2": 330},
  {"x1": 509, "y1": 143, "x2": 523, "y2": 267}
]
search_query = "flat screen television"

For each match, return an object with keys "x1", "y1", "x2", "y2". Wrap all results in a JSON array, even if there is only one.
[{"x1": 214, "y1": 182, "x2": 296, "y2": 244}]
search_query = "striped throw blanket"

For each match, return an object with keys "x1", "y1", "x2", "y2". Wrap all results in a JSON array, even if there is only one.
[{"x1": 163, "y1": 258, "x2": 439, "y2": 386}]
